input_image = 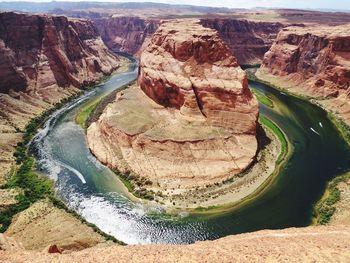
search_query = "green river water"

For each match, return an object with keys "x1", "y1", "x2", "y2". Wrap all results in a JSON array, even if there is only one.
[{"x1": 31, "y1": 61, "x2": 350, "y2": 244}]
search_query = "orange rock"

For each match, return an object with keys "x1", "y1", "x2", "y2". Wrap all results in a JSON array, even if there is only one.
[
  {"x1": 0, "y1": 12, "x2": 120, "y2": 94},
  {"x1": 139, "y1": 19, "x2": 258, "y2": 133},
  {"x1": 87, "y1": 19, "x2": 259, "y2": 194},
  {"x1": 257, "y1": 24, "x2": 350, "y2": 126},
  {"x1": 259, "y1": 25, "x2": 350, "y2": 98}
]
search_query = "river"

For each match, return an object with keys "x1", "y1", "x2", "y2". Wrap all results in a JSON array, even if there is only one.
[{"x1": 31, "y1": 60, "x2": 350, "y2": 245}]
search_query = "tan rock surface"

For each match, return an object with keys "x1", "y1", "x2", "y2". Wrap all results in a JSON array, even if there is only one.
[
  {"x1": 88, "y1": 20, "x2": 259, "y2": 196},
  {"x1": 4, "y1": 200, "x2": 106, "y2": 251},
  {"x1": 1, "y1": 226, "x2": 350, "y2": 262}
]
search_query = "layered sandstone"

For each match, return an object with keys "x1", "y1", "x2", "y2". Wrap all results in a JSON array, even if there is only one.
[
  {"x1": 2, "y1": 226, "x2": 350, "y2": 262},
  {"x1": 93, "y1": 17, "x2": 159, "y2": 55},
  {"x1": 93, "y1": 16, "x2": 284, "y2": 64},
  {"x1": 200, "y1": 19, "x2": 284, "y2": 65},
  {"x1": 0, "y1": 12, "x2": 120, "y2": 182},
  {"x1": 87, "y1": 20, "x2": 258, "y2": 196},
  {"x1": 257, "y1": 24, "x2": 350, "y2": 125}
]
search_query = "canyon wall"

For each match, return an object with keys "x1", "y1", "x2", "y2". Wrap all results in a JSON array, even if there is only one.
[
  {"x1": 257, "y1": 24, "x2": 350, "y2": 125},
  {"x1": 200, "y1": 19, "x2": 284, "y2": 65},
  {"x1": 0, "y1": 11, "x2": 120, "y2": 183},
  {"x1": 93, "y1": 17, "x2": 159, "y2": 55},
  {"x1": 93, "y1": 16, "x2": 284, "y2": 65},
  {"x1": 87, "y1": 19, "x2": 258, "y2": 197}
]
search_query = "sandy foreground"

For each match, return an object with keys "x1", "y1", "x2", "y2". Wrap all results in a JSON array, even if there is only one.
[{"x1": 1, "y1": 225, "x2": 350, "y2": 262}]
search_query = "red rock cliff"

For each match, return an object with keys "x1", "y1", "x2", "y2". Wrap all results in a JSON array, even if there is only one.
[
  {"x1": 0, "y1": 12, "x2": 119, "y2": 94},
  {"x1": 139, "y1": 19, "x2": 258, "y2": 133},
  {"x1": 87, "y1": 19, "x2": 259, "y2": 198},
  {"x1": 257, "y1": 24, "x2": 350, "y2": 124},
  {"x1": 93, "y1": 16, "x2": 159, "y2": 55},
  {"x1": 200, "y1": 19, "x2": 284, "y2": 65},
  {"x1": 93, "y1": 16, "x2": 284, "y2": 65},
  {"x1": 0, "y1": 12, "x2": 120, "y2": 183}
]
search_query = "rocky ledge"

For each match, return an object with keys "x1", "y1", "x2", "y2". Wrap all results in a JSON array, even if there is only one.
[
  {"x1": 87, "y1": 19, "x2": 259, "y2": 199},
  {"x1": 2, "y1": 226, "x2": 350, "y2": 262},
  {"x1": 256, "y1": 24, "x2": 350, "y2": 125}
]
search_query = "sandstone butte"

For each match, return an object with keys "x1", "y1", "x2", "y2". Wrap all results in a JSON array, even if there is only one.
[
  {"x1": 257, "y1": 24, "x2": 350, "y2": 126},
  {"x1": 87, "y1": 19, "x2": 259, "y2": 195},
  {"x1": 0, "y1": 12, "x2": 120, "y2": 185}
]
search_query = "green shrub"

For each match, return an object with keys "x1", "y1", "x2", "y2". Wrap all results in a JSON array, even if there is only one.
[{"x1": 259, "y1": 116, "x2": 288, "y2": 164}]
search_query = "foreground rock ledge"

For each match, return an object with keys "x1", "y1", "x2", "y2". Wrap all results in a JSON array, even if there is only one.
[
  {"x1": 2, "y1": 226, "x2": 350, "y2": 262},
  {"x1": 87, "y1": 19, "x2": 259, "y2": 195}
]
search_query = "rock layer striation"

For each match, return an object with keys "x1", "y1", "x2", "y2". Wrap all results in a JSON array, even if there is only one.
[
  {"x1": 257, "y1": 24, "x2": 350, "y2": 125},
  {"x1": 0, "y1": 11, "x2": 120, "y2": 183},
  {"x1": 200, "y1": 19, "x2": 284, "y2": 65},
  {"x1": 94, "y1": 16, "x2": 284, "y2": 65},
  {"x1": 88, "y1": 19, "x2": 258, "y2": 194}
]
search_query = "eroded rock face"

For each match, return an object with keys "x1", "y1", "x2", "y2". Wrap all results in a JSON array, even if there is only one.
[
  {"x1": 0, "y1": 11, "x2": 120, "y2": 183},
  {"x1": 93, "y1": 16, "x2": 159, "y2": 55},
  {"x1": 200, "y1": 19, "x2": 284, "y2": 65},
  {"x1": 93, "y1": 16, "x2": 284, "y2": 65},
  {"x1": 0, "y1": 12, "x2": 119, "y2": 95},
  {"x1": 139, "y1": 19, "x2": 258, "y2": 133},
  {"x1": 257, "y1": 24, "x2": 350, "y2": 125},
  {"x1": 88, "y1": 20, "x2": 258, "y2": 193}
]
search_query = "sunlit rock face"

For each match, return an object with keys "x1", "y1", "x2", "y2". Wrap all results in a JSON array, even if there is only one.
[
  {"x1": 0, "y1": 12, "x2": 119, "y2": 95},
  {"x1": 0, "y1": 11, "x2": 120, "y2": 182},
  {"x1": 88, "y1": 19, "x2": 259, "y2": 192},
  {"x1": 139, "y1": 19, "x2": 259, "y2": 134},
  {"x1": 257, "y1": 24, "x2": 350, "y2": 125},
  {"x1": 93, "y1": 16, "x2": 283, "y2": 65}
]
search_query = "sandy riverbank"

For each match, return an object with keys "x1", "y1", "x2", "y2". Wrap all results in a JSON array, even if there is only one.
[{"x1": 157, "y1": 122, "x2": 288, "y2": 211}]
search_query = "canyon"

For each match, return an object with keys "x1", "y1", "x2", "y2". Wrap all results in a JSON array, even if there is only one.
[
  {"x1": 87, "y1": 19, "x2": 259, "y2": 202},
  {"x1": 0, "y1": 11, "x2": 120, "y2": 251},
  {"x1": 94, "y1": 16, "x2": 284, "y2": 65},
  {"x1": 0, "y1": 4, "x2": 350, "y2": 263},
  {"x1": 256, "y1": 24, "x2": 350, "y2": 125},
  {"x1": 0, "y1": 12, "x2": 120, "y2": 184}
]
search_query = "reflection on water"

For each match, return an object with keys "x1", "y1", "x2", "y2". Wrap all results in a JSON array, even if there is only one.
[{"x1": 31, "y1": 64, "x2": 350, "y2": 244}]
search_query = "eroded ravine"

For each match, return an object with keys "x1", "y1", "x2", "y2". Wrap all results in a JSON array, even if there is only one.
[{"x1": 31, "y1": 60, "x2": 350, "y2": 245}]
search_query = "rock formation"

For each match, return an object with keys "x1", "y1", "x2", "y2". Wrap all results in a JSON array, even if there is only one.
[
  {"x1": 93, "y1": 17, "x2": 284, "y2": 65},
  {"x1": 0, "y1": 12, "x2": 119, "y2": 96},
  {"x1": 87, "y1": 19, "x2": 258, "y2": 194},
  {"x1": 257, "y1": 24, "x2": 350, "y2": 125},
  {"x1": 2, "y1": 226, "x2": 350, "y2": 262},
  {"x1": 93, "y1": 17, "x2": 159, "y2": 55},
  {"x1": 0, "y1": 11, "x2": 120, "y2": 183},
  {"x1": 200, "y1": 19, "x2": 284, "y2": 65}
]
